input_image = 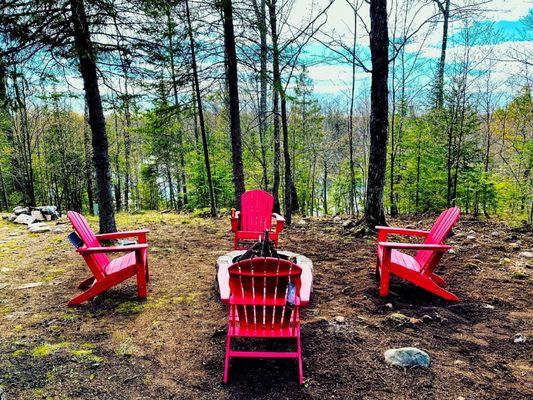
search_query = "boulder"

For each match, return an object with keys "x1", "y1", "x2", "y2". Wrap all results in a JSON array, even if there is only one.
[
  {"x1": 14, "y1": 213, "x2": 35, "y2": 225},
  {"x1": 384, "y1": 347, "x2": 430, "y2": 368},
  {"x1": 13, "y1": 206, "x2": 29, "y2": 215},
  {"x1": 7, "y1": 213, "x2": 16, "y2": 222},
  {"x1": 31, "y1": 210, "x2": 45, "y2": 221},
  {"x1": 28, "y1": 223, "x2": 51, "y2": 233}
]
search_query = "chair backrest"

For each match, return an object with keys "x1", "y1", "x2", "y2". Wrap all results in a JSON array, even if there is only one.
[
  {"x1": 228, "y1": 257, "x2": 302, "y2": 331},
  {"x1": 67, "y1": 211, "x2": 109, "y2": 279},
  {"x1": 415, "y1": 207, "x2": 460, "y2": 274},
  {"x1": 240, "y1": 189, "x2": 274, "y2": 232}
]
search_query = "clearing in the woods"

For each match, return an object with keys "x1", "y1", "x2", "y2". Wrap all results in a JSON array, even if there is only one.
[{"x1": 0, "y1": 213, "x2": 531, "y2": 399}]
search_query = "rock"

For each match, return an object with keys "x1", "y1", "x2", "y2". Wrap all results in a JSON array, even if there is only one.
[
  {"x1": 0, "y1": 283, "x2": 8, "y2": 290},
  {"x1": 14, "y1": 213, "x2": 35, "y2": 225},
  {"x1": 384, "y1": 347, "x2": 430, "y2": 368},
  {"x1": 468, "y1": 230, "x2": 475, "y2": 235},
  {"x1": 457, "y1": 396, "x2": 465, "y2": 400},
  {"x1": 448, "y1": 249, "x2": 456, "y2": 254},
  {"x1": 333, "y1": 215, "x2": 342, "y2": 223},
  {"x1": 466, "y1": 235, "x2": 476, "y2": 242},
  {"x1": 39, "y1": 206, "x2": 59, "y2": 219},
  {"x1": 388, "y1": 312, "x2": 409, "y2": 322},
  {"x1": 15, "y1": 282, "x2": 44, "y2": 289},
  {"x1": 405, "y1": 224, "x2": 415, "y2": 229},
  {"x1": 53, "y1": 227, "x2": 64, "y2": 234},
  {"x1": 13, "y1": 206, "x2": 29, "y2": 215},
  {"x1": 7, "y1": 213, "x2": 16, "y2": 222},
  {"x1": 519, "y1": 251, "x2": 533, "y2": 259},
  {"x1": 31, "y1": 210, "x2": 45, "y2": 221},
  {"x1": 513, "y1": 333, "x2": 526, "y2": 343},
  {"x1": 491, "y1": 231, "x2": 500, "y2": 237},
  {"x1": 28, "y1": 223, "x2": 51, "y2": 233},
  {"x1": 454, "y1": 359, "x2": 466, "y2": 366},
  {"x1": 334, "y1": 316, "x2": 345, "y2": 324},
  {"x1": 385, "y1": 303, "x2": 393, "y2": 309},
  {"x1": 297, "y1": 219, "x2": 306, "y2": 226},
  {"x1": 482, "y1": 304, "x2": 495, "y2": 310}
]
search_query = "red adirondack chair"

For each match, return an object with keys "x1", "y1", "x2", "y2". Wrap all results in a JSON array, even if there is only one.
[
  {"x1": 224, "y1": 257, "x2": 304, "y2": 384},
  {"x1": 66, "y1": 211, "x2": 150, "y2": 307},
  {"x1": 230, "y1": 189, "x2": 285, "y2": 250},
  {"x1": 375, "y1": 207, "x2": 461, "y2": 301}
]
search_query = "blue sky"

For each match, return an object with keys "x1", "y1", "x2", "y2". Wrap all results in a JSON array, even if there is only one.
[{"x1": 293, "y1": 0, "x2": 533, "y2": 101}]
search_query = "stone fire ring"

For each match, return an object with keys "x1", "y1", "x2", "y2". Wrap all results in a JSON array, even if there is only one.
[{"x1": 215, "y1": 250, "x2": 313, "y2": 305}]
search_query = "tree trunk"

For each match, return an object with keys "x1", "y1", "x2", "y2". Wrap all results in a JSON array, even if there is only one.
[
  {"x1": 221, "y1": 0, "x2": 246, "y2": 209},
  {"x1": 323, "y1": 159, "x2": 328, "y2": 215},
  {"x1": 123, "y1": 72, "x2": 131, "y2": 212},
  {"x1": 12, "y1": 71, "x2": 36, "y2": 206},
  {"x1": 167, "y1": 8, "x2": 187, "y2": 208},
  {"x1": 435, "y1": 0, "x2": 450, "y2": 109},
  {"x1": 83, "y1": 103, "x2": 95, "y2": 215},
  {"x1": 252, "y1": 0, "x2": 269, "y2": 191},
  {"x1": 185, "y1": 0, "x2": 216, "y2": 216},
  {"x1": 70, "y1": 0, "x2": 116, "y2": 232},
  {"x1": 0, "y1": 57, "x2": 13, "y2": 209},
  {"x1": 348, "y1": 4, "x2": 358, "y2": 216},
  {"x1": 364, "y1": 0, "x2": 388, "y2": 228}
]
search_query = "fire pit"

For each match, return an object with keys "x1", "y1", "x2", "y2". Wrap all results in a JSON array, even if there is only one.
[{"x1": 215, "y1": 249, "x2": 313, "y2": 305}]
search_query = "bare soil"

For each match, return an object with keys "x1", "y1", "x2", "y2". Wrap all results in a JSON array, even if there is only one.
[{"x1": 0, "y1": 213, "x2": 531, "y2": 399}]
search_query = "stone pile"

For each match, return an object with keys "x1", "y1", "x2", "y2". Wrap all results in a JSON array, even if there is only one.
[{"x1": 3, "y1": 205, "x2": 61, "y2": 233}]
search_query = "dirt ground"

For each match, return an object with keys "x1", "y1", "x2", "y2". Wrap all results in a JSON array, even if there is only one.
[{"x1": 0, "y1": 212, "x2": 531, "y2": 400}]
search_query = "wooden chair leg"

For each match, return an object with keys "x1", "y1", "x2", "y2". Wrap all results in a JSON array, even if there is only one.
[
  {"x1": 68, "y1": 282, "x2": 106, "y2": 306},
  {"x1": 296, "y1": 335, "x2": 304, "y2": 385},
  {"x1": 223, "y1": 333, "x2": 231, "y2": 383},
  {"x1": 137, "y1": 265, "x2": 147, "y2": 299},
  {"x1": 379, "y1": 264, "x2": 390, "y2": 297},
  {"x1": 145, "y1": 258, "x2": 150, "y2": 283},
  {"x1": 418, "y1": 277, "x2": 459, "y2": 301}
]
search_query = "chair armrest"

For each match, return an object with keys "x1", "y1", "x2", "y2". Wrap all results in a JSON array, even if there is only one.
[
  {"x1": 77, "y1": 244, "x2": 149, "y2": 254},
  {"x1": 273, "y1": 213, "x2": 285, "y2": 233},
  {"x1": 96, "y1": 229, "x2": 150, "y2": 241},
  {"x1": 378, "y1": 242, "x2": 451, "y2": 251},
  {"x1": 230, "y1": 209, "x2": 240, "y2": 232},
  {"x1": 375, "y1": 226, "x2": 429, "y2": 241}
]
